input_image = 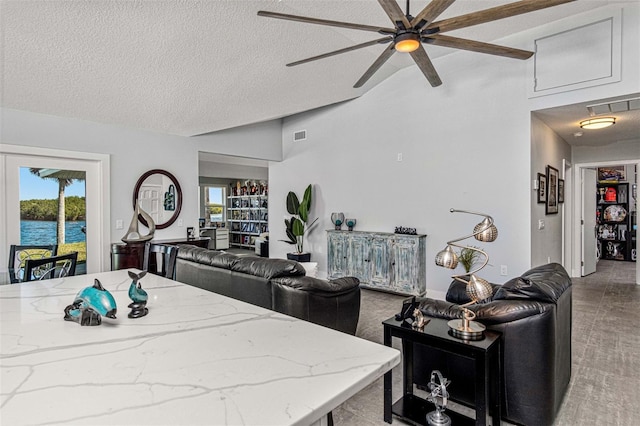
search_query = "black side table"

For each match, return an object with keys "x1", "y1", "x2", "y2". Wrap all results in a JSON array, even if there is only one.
[{"x1": 383, "y1": 316, "x2": 501, "y2": 426}]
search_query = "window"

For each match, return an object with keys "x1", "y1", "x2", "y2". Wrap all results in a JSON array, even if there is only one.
[{"x1": 203, "y1": 186, "x2": 225, "y2": 222}]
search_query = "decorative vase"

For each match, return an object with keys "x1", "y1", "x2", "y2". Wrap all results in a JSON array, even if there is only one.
[
  {"x1": 346, "y1": 218, "x2": 357, "y2": 231},
  {"x1": 331, "y1": 212, "x2": 345, "y2": 230}
]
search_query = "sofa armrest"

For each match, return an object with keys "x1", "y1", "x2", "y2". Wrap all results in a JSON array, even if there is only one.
[
  {"x1": 271, "y1": 276, "x2": 361, "y2": 335},
  {"x1": 419, "y1": 297, "x2": 552, "y2": 325}
]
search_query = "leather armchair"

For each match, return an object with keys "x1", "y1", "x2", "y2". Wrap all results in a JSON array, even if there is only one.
[{"x1": 414, "y1": 263, "x2": 572, "y2": 426}]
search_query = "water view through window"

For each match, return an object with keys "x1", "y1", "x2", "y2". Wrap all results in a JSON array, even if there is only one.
[
  {"x1": 205, "y1": 186, "x2": 225, "y2": 222},
  {"x1": 20, "y1": 167, "x2": 87, "y2": 272}
]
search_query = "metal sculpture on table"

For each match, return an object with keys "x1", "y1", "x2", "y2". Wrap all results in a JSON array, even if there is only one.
[
  {"x1": 412, "y1": 308, "x2": 427, "y2": 331},
  {"x1": 128, "y1": 270, "x2": 149, "y2": 318},
  {"x1": 122, "y1": 200, "x2": 156, "y2": 243},
  {"x1": 63, "y1": 279, "x2": 117, "y2": 326},
  {"x1": 426, "y1": 370, "x2": 452, "y2": 426}
]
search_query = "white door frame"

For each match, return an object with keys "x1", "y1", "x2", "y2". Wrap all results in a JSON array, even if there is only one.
[
  {"x1": 571, "y1": 159, "x2": 639, "y2": 284},
  {"x1": 0, "y1": 144, "x2": 110, "y2": 275}
]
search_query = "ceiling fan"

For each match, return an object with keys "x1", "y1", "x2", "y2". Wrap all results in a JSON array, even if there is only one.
[{"x1": 258, "y1": 0, "x2": 575, "y2": 88}]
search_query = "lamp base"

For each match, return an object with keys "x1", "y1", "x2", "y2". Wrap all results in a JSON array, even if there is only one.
[
  {"x1": 447, "y1": 319, "x2": 485, "y2": 341},
  {"x1": 426, "y1": 410, "x2": 451, "y2": 426}
]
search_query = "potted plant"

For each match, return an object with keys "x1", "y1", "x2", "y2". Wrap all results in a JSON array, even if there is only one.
[
  {"x1": 458, "y1": 246, "x2": 481, "y2": 274},
  {"x1": 282, "y1": 184, "x2": 318, "y2": 262}
]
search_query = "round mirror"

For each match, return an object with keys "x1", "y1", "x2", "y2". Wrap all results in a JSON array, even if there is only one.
[{"x1": 132, "y1": 169, "x2": 182, "y2": 230}]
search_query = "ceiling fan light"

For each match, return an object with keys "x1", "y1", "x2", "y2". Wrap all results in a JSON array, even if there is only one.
[
  {"x1": 579, "y1": 117, "x2": 616, "y2": 130},
  {"x1": 395, "y1": 33, "x2": 420, "y2": 53}
]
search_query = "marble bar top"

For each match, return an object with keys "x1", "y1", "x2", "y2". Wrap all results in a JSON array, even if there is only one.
[{"x1": 1, "y1": 270, "x2": 400, "y2": 425}]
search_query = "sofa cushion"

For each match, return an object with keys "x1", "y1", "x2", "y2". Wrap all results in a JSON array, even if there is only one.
[
  {"x1": 494, "y1": 263, "x2": 571, "y2": 303},
  {"x1": 231, "y1": 257, "x2": 306, "y2": 279},
  {"x1": 176, "y1": 245, "x2": 239, "y2": 269},
  {"x1": 271, "y1": 276, "x2": 360, "y2": 295}
]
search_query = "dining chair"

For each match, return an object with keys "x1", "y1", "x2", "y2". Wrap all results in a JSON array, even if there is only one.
[
  {"x1": 143, "y1": 243, "x2": 178, "y2": 279},
  {"x1": 23, "y1": 252, "x2": 78, "y2": 282},
  {"x1": 8, "y1": 244, "x2": 58, "y2": 283}
]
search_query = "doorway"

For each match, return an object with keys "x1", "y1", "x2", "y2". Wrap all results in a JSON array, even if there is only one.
[
  {"x1": 572, "y1": 160, "x2": 639, "y2": 284},
  {"x1": 0, "y1": 144, "x2": 110, "y2": 277}
]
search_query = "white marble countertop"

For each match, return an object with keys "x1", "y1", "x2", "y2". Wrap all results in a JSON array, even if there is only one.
[{"x1": 0, "y1": 270, "x2": 399, "y2": 425}]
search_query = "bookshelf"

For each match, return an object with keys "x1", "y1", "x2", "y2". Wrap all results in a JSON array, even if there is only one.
[{"x1": 227, "y1": 195, "x2": 268, "y2": 249}]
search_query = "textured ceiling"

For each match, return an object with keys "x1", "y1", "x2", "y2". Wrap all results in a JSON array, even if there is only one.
[{"x1": 0, "y1": 0, "x2": 635, "y2": 139}]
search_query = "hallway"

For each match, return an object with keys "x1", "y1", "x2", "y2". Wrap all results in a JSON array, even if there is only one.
[{"x1": 555, "y1": 259, "x2": 640, "y2": 425}]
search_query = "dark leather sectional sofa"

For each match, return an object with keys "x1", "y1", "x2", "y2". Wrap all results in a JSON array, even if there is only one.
[
  {"x1": 174, "y1": 245, "x2": 361, "y2": 335},
  {"x1": 415, "y1": 263, "x2": 572, "y2": 426}
]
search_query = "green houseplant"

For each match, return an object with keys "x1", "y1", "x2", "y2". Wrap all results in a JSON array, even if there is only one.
[
  {"x1": 282, "y1": 184, "x2": 318, "y2": 260},
  {"x1": 458, "y1": 246, "x2": 481, "y2": 273}
]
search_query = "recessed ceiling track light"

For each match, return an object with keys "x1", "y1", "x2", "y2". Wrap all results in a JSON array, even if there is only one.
[{"x1": 579, "y1": 117, "x2": 616, "y2": 130}]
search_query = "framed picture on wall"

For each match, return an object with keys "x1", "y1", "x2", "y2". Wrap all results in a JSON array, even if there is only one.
[
  {"x1": 558, "y1": 179, "x2": 565, "y2": 203},
  {"x1": 546, "y1": 165, "x2": 559, "y2": 214},
  {"x1": 597, "y1": 166, "x2": 626, "y2": 182},
  {"x1": 537, "y1": 173, "x2": 547, "y2": 204}
]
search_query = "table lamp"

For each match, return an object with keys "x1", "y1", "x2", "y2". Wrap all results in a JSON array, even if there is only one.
[{"x1": 434, "y1": 209, "x2": 497, "y2": 340}]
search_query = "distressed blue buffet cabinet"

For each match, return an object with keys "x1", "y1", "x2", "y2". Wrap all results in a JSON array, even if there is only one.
[{"x1": 327, "y1": 230, "x2": 426, "y2": 296}]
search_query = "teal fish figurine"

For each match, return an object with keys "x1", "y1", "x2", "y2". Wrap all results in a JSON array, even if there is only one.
[
  {"x1": 128, "y1": 270, "x2": 149, "y2": 318},
  {"x1": 64, "y1": 279, "x2": 117, "y2": 326}
]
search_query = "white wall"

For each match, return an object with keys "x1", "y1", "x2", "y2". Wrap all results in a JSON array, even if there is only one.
[
  {"x1": 194, "y1": 120, "x2": 283, "y2": 162},
  {"x1": 199, "y1": 161, "x2": 268, "y2": 181},
  {"x1": 530, "y1": 114, "x2": 572, "y2": 267},
  {"x1": 573, "y1": 140, "x2": 640, "y2": 164},
  {"x1": 269, "y1": 4, "x2": 640, "y2": 298},
  {"x1": 271, "y1": 50, "x2": 533, "y2": 298},
  {"x1": 0, "y1": 109, "x2": 282, "y2": 250}
]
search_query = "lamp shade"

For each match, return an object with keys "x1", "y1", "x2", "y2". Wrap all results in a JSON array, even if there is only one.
[
  {"x1": 435, "y1": 245, "x2": 458, "y2": 269},
  {"x1": 474, "y1": 218, "x2": 498, "y2": 242},
  {"x1": 466, "y1": 274, "x2": 493, "y2": 302},
  {"x1": 579, "y1": 117, "x2": 615, "y2": 130}
]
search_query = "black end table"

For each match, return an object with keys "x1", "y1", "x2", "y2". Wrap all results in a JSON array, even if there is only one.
[{"x1": 383, "y1": 316, "x2": 501, "y2": 426}]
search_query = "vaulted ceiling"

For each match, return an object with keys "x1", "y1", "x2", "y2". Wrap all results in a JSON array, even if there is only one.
[{"x1": 1, "y1": 0, "x2": 635, "y2": 144}]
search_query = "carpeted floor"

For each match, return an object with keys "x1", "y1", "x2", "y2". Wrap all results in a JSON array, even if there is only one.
[{"x1": 332, "y1": 260, "x2": 640, "y2": 426}]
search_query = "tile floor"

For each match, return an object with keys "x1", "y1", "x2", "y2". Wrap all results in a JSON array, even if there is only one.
[{"x1": 333, "y1": 260, "x2": 640, "y2": 426}]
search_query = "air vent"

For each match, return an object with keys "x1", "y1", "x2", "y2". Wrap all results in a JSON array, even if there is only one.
[
  {"x1": 293, "y1": 130, "x2": 307, "y2": 142},
  {"x1": 587, "y1": 96, "x2": 640, "y2": 116}
]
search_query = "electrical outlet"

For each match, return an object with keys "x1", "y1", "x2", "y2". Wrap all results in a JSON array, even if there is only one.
[
  {"x1": 538, "y1": 219, "x2": 545, "y2": 230},
  {"x1": 397, "y1": 153, "x2": 403, "y2": 162},
  {"x1": 547, "y1": 257, "x2": 551, "y2": 263},
  {"x1": 116, "y1": 219, "x2": 123, "y2": 230},
  {"x1": 178, "y1": 219, "x2": 184, "y2": 227},
  {"x1": 500, "y1": 265, "x2": 508, "y2": 276}
]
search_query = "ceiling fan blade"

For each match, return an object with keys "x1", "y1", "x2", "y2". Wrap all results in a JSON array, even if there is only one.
[
  {"x1": 424, "y1": 34, "x2": 533, "y2": 59},
  {"x1": 428, "y1": 0, "x2": 576, "y2": 33},
  {"x1": 257, "y1": 10, "x2": 395, "y2": 34},
  {"x1": 377, "y1": 0, "x2": 411, "y2": 29},
  {"x1": 354, "y1": 44, "x2": 396, "y2": 88},
  {"x1": 411, "y1": 0, "x2": 456, "y2": 29},
  {"x1": 409, "y1": 46, "x2": 442, "y2": 87},
  {"x1": 287, "y1": 37, "x2": 393, "y2": 67}
]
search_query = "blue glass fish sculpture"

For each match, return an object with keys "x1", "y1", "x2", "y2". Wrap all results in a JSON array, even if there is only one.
[
  {"x1": 64, "y1": 279, "x2": 117, "y2": 326},
  {"x1": 128, "y1": 270, "x2": 149, "y2": 318}
]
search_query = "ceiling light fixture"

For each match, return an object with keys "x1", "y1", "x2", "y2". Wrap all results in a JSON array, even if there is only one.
[
  {"x1": 394, "y1": 32, "x2": 420, "y2": 53},
  {"x1": 579, "y1": 117, "x2": 616, "y2": 130}
]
